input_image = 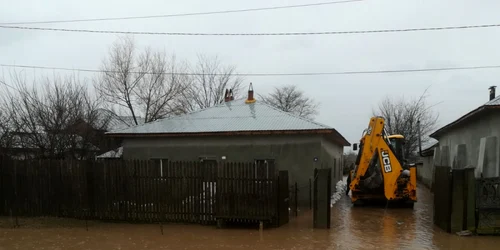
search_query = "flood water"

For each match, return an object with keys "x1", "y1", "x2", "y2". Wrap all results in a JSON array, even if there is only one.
[{"x1": 1, "y1": 181, "x2": 499, "y2": 249}]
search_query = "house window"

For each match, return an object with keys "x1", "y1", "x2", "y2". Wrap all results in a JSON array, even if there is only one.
[
  {"x1": 254, "y1": 159, "x2": 275, "y2": 179},
  {"x1": 151, "y1": 158, "x2": 168, "y2": 176}
]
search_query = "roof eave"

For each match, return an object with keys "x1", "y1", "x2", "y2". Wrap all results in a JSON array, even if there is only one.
[
  {"x1": 106, "y1": 129, "x2": 333, "y2": 137},
  {"x1": 327, "y1": 129, "x2": 351, "y2": 147},
  {"x1": 430, "y1": 105, "x2": 500, "y2": 139},
  {"x1": 421, "y1": 142, "x2": 438, "y2": 157},
  {"x1": 107, "y1": 128, "x2": 351, "y2": 146}
]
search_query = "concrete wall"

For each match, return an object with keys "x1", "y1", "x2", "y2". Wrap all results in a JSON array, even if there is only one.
[
  {"x1": 321, "y1": 137, "x2": 344, "y2": 192},
  {"x1": 417, "y1": 156, "x2": 435, "y2": 189},
  {"x1": 435, "y1": 111, "x2": 500, "y2": 178},
  {"x1": 121, "y1": 134, "x2": 344, "y2": 207}
]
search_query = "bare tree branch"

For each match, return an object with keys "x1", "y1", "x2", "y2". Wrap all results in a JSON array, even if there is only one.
[
  {"x1": 94, "y1": 36, "x2": 146, "y2": 125},
  {"x1": 135, "y1": 52, "x2": 190, "y2": 122},
  {"x1": 179, "y1": 54, "x2": 244, "y2": 112},
  {"x1": 1, "y1": 70, "x2": 104, "y2": 160},
  {"x1": 94, "y1": 36, "x2": 195, "y2": 123},
  {"x1": 372, "y1": 87, "x2": 440, "y2": 160},
  {"x1": 258, "y1": 84, "x2": 319, "y2": 119}
]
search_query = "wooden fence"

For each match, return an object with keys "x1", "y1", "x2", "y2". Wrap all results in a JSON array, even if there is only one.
[{"x1": 0, "y1": 158, "x2": 289, "y2": 227}]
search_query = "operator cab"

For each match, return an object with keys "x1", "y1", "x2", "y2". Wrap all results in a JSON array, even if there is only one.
[{"x1": 387, "y1": 134, "x2": 405, "y2": 164}]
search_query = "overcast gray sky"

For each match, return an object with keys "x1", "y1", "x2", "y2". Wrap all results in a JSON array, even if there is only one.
[{"x1": 1, "y1": 0, "x2": 500, "y2": 150}]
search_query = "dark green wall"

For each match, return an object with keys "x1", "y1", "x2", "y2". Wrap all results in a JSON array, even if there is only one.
[{"x1": 121, "y1": 134, "x2": 344, "y2": 207}]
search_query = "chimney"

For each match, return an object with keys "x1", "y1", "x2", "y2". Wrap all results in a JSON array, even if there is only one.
[
  {"x1": 489, "y1": 86, "x2": 496, "y2": 101},
  {"x1": 245, "y1": 82, "x2": 256, "y2": 104},
  {"x1": 224, "y1": 89, "x2": 230, "y2": 102}
]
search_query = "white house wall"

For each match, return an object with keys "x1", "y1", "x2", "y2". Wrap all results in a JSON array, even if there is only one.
[{"x1": 435, "y1": 111, "x2": 500, "y2": 178}]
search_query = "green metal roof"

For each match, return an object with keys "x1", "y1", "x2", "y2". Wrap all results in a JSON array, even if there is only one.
[{"x1": 106, "y1": 98, "x2": 350, "y2": 146}]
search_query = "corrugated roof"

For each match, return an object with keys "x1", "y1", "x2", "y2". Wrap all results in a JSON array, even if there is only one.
[
  {"x1": 106, "y1": 98, "x2": 350, "y2": 146},
  {"x1": 94, "y1": 109, "x2": 144, "y2": 131},
  {"x1": 485, "y1": 95, "x2": 500, "y2": 106},
  {"x1": 421, "y1": 141, "x2": 439, "y2": 157},
  {"x1": 96, "y1": 146, "x2": 123, "y2": 159},
  {"x1": 430, "y1": 95, "x2": 500, "y2": 139}
]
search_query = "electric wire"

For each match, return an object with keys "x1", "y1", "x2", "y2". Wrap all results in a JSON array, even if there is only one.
[
  {"x1": 1, "y1": 63, "x2": 500, "y2": 76},
  {"x1": 0, "y1": 0, "x2": 364, "y2": 25},
  {"x1": 2, "y1": 23, "x2": 499, "y2": 36}
]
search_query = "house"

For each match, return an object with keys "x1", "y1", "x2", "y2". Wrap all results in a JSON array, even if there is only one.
[
  {"x1": 4, "y1": 130, "x2": 101, "y2": 160},
  {"x1": 91, "y1": 109, "x2": 144, "y2": 155},
  {"x1": 416, "y1": 141, "x2": 438, "y2": 189},
  {"x1": 105, "y1": 84, "x2": 350, "y2": 207},
  {"x1": 429, "y1": 86, "x2": 500, "y2": 178}
]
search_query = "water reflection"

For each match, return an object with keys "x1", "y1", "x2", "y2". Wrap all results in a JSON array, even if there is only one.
[{"x1": 1, "y1": 184, "x2": 500, "y2": 249}]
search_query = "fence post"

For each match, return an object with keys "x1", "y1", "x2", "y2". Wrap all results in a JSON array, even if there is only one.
[
  {"x1": 433, "y1": 166, "x2": 452, "y2": 232},
  {"x1": 294, "y1": 182, "x2": 298, "y2": 216},
  {"x1": 277, "y1": 171, "x2": 289, "y2": 226},
  {"x1": 309, "y1": 178, "x2": 312, "y2": 210},
  {"x1": 313, "y1": 168, "x2": 331, "y2": 229},
  {"x1": 86, "y1": 160, "x2": 95, "y2": 219},
  {"x1": 463, "y1": 167, "x2": 476, "y2": 232},
  {"x1": 450, "y1": 169, "x2": 465, "y2": 233}
]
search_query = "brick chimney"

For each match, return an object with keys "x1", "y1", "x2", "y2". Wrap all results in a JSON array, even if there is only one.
[
  {"x1": 245, "y1": 82, "x2": 256, "y2": 104},
  {"x1": 224, "y1": 89, "x2": 230, "y2": 102},
  {"x1": 224, "y1": 88, "x2": 235, "y2": 102},
  {"x1": 489, "y1": 86, "x2": 496, "y2": 101}
]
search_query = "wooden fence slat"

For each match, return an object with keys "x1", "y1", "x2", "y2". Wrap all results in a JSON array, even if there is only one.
[
  {"x1": 0, "y1": 158, "x2": 285, "y2": 227},
  {"x1": 154, "y1": 160, "x2": 158, "y2": 222},
  {"x1": 174, "y1": 161, "x2": 179, "y2": 223}
]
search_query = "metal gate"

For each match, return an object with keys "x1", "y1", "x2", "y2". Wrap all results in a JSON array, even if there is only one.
[{"x1": 476, "y1": 177, "x2": 500, "y2": 235}]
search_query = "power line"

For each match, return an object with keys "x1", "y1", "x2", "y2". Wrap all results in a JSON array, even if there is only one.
[
  {"x1": 0, "y1": 80, "x2": 17, "y2": 90},
  {"x1": 0, "y1": 0, "x2": 364, "y2": 25},
  {"x1": 2, "y1": 63, "x2": 500, "y2": 76},
  {"x1": 2, "y1": 23, "x2": 500, "y2": 36}
]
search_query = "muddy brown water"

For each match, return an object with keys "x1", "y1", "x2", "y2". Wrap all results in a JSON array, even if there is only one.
[{"x1": 1, "y1": 183, "x2": 499, "y2": 249}]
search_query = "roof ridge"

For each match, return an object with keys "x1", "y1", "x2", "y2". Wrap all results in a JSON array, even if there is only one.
[
  {"x1": 105, "y1": 99, "x2": 240, "y2": 133},
  {"x1": 430, "y1": 94, "x2": 500, "y2": 138}
]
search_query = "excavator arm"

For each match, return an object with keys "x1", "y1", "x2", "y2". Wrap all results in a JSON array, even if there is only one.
[{"x1": 349, "y1": 116, "x2": 417, "y2": 204}]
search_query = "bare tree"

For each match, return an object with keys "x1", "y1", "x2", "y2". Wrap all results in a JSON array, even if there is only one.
[
  {"x1": 135, "y1": 52, "x2": 190, "y2": 121},
  {"x1": 372, "y1": 87, "x2": 439, "y2": 160},
  {"x1": 95, "y1": 36, "x2": 144, "y2": 125},
  {"x1": 259, "y1": 84, "x2": 319, "y2": 119},
  {"x1": 0, "y1": 102, "x2": 13, "y2": 152},
  {"x1": 343, "y1": 151, "x2": 358, "y2": 174},
  {"x1": 94, "y1": 36, "x2": 189, "y2": 124},
  {"x1": 179, "y1": 54, "x2": 244, "y2": 112},
  {"x1": 0, "y1": 71, "x2": 105, "y2": 160}
]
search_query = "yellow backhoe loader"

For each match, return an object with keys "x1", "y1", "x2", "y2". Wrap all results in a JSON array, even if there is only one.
[{"x1": 348, "y1": 116, "x2": 417, "y2": 207}]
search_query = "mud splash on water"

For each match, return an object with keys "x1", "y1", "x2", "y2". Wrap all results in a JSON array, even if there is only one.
[{"x1": 1, "y1": 182, "x2": 499, "y2": 249}]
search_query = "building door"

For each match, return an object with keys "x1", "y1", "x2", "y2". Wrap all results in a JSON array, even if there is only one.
[{"x1": 199, "y1": 157, "x2": 217, "y2": 182}]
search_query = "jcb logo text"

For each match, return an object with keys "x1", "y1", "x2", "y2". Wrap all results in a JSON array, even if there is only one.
[{"x1": 381, "y1": 150, "x2": 392, "y2": 173}]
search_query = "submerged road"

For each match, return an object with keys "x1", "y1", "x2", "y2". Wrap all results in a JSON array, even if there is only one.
[{"x1": 1, "y1": 182, "x2": 499, "y2": 249}]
